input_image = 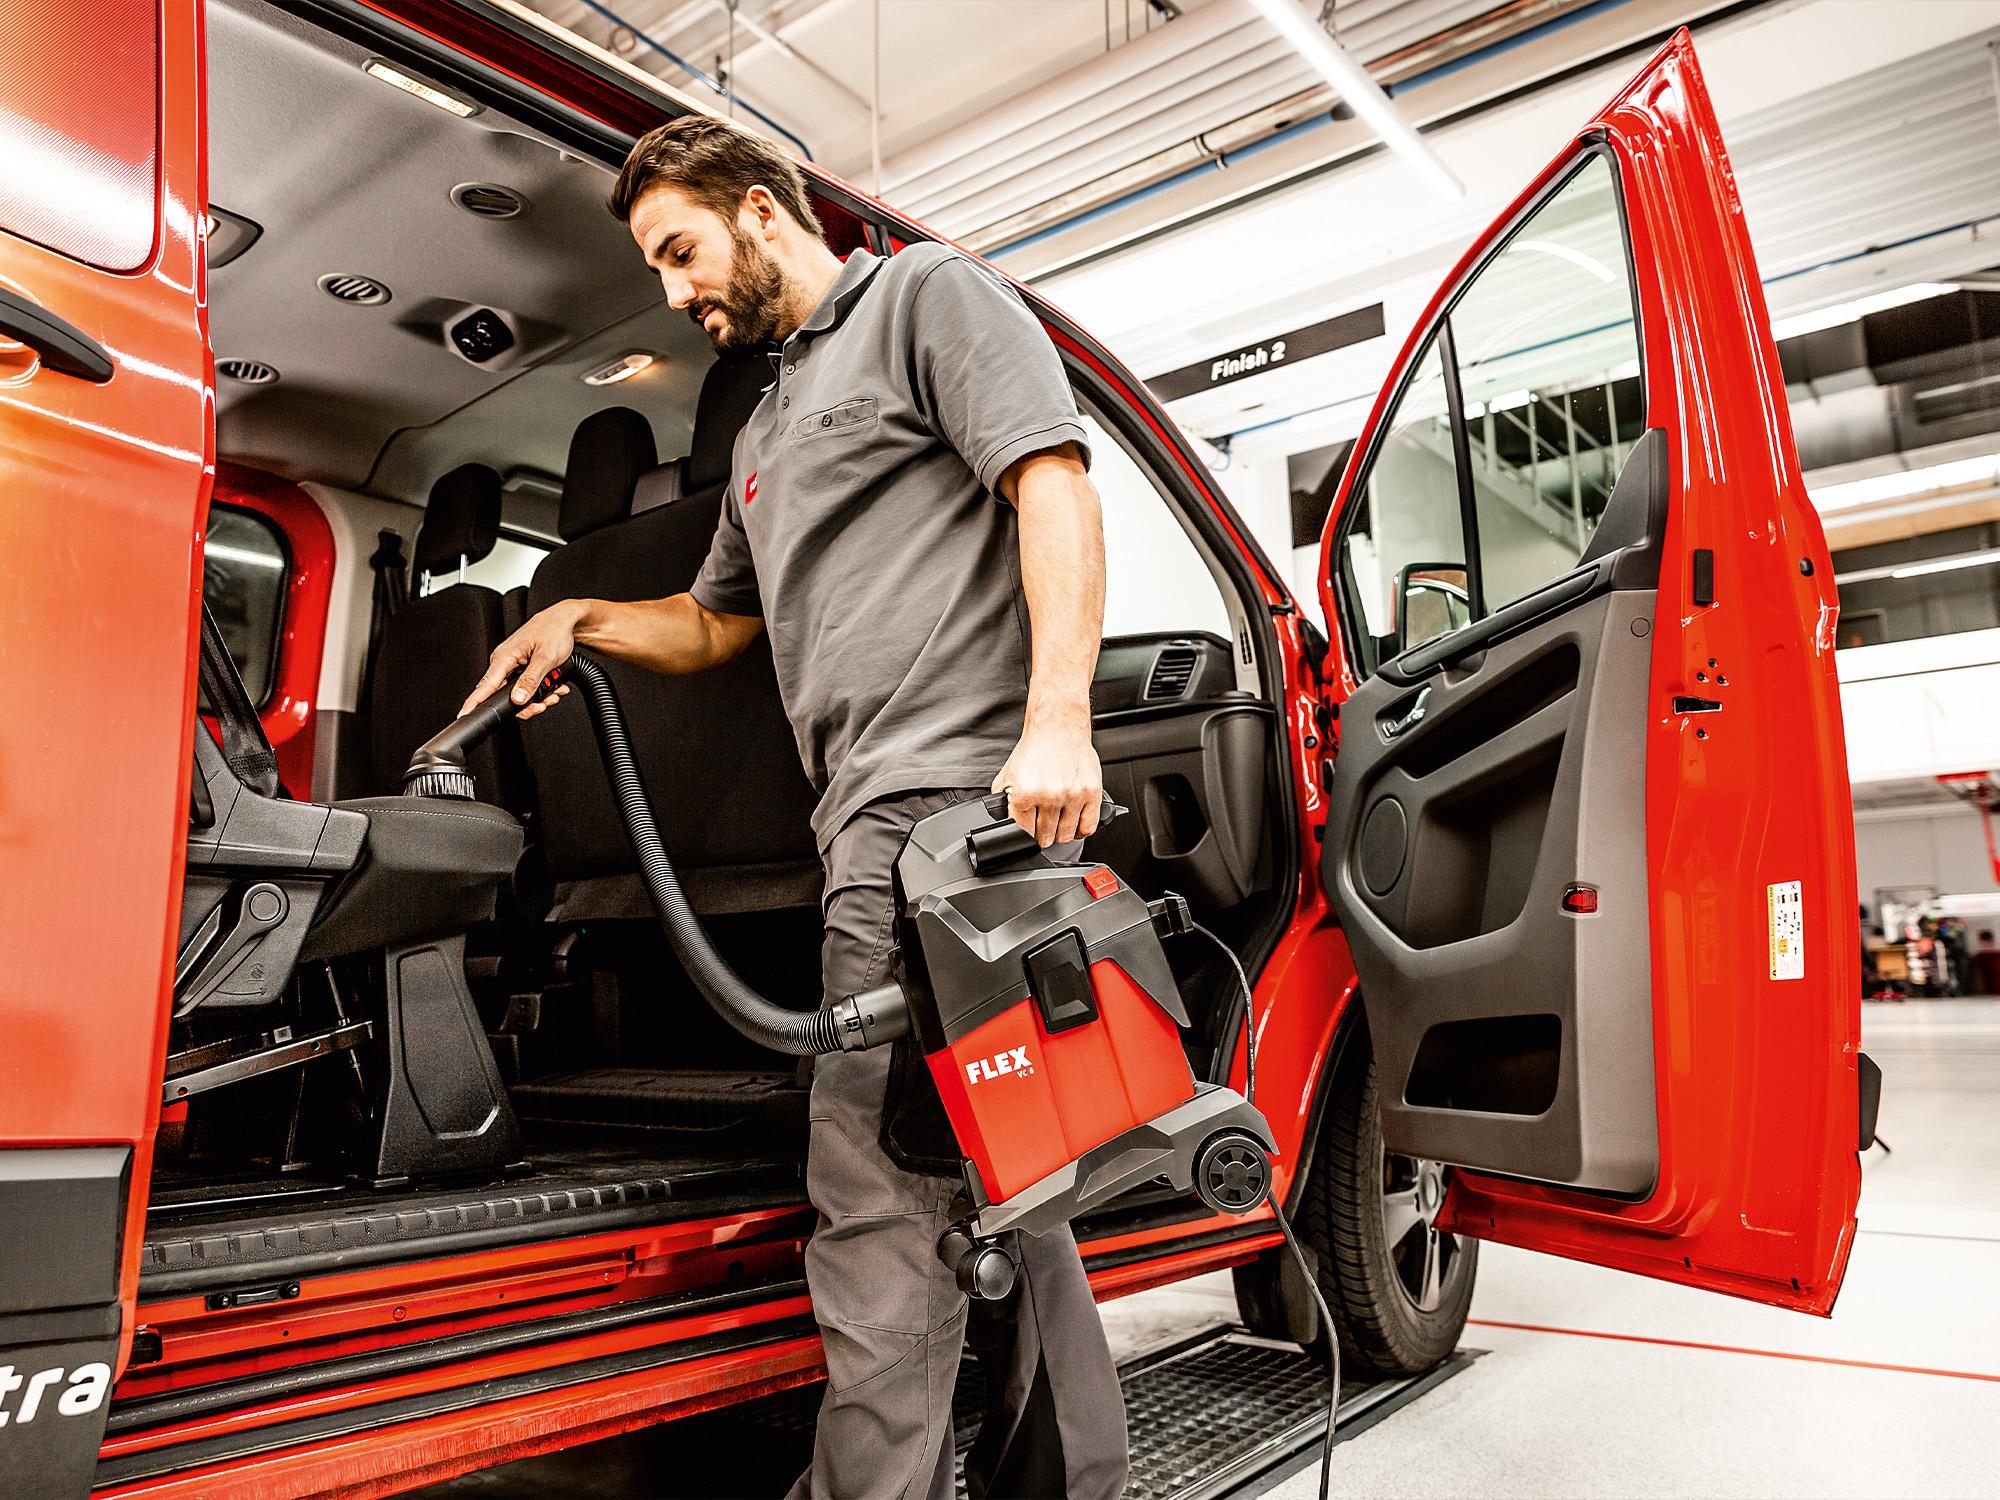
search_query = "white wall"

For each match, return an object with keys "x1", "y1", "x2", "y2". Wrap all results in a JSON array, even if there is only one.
[
  {"x1": 1855, "y1": 806, "x2": 1999, "y2": 910},
  {"x1": 1839, "y1": 629, "x2": 2000, "y2": 787}
]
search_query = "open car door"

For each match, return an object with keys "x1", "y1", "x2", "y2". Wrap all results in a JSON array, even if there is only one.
[
  {"x1": 0, "y1": 1, "x2": 210, "y2": 1489},
  {"x1": 1317, "y1": 31, "x2": 1867, "y2": 1314}
]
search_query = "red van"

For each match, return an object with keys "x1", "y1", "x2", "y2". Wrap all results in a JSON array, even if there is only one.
[{"x1": 1, "y1": 3, "x2": 1870, "y2": 1495}]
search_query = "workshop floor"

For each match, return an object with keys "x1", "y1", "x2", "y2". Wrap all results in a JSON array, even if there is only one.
[{"x1": 1102, "y1": 997, "x2": 2000, "y2": 1499}]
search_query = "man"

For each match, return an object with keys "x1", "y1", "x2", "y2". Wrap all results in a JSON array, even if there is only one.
[{"x1": 460, "y1": 114, "x2": 1128, "y2": 1499}]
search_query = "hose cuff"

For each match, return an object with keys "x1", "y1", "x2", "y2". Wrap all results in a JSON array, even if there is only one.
[{"x1": 830, "y1": 983, "x2": 910, "y2": 1052}]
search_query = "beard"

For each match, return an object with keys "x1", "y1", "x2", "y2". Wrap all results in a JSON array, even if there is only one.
[{"x1": 691, "y1": 224, "x2": 788, "y2": 353}]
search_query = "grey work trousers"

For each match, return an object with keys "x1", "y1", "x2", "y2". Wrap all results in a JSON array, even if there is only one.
[{"x1": 786, "y1": 788, "x2": 1130, "y2": 1500}]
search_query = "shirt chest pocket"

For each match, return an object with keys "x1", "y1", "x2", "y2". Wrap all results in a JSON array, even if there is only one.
[{"x1": 791, "y1": 396, "x2": 877, "y2": 441}]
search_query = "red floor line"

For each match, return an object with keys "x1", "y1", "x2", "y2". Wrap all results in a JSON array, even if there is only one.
[{"x1": 1465, "y1": 1319, "x2": 2000, "y2": 1384}]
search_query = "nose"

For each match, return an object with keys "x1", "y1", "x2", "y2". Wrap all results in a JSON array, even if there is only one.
[{"x1": 661, "y1": 271, "x2": 693, "y2": 310}]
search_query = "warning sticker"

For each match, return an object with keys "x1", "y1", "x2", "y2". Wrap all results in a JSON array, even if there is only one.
[{"x1": 1768, "y1": 881, "x2": 1804, "y2": 981}]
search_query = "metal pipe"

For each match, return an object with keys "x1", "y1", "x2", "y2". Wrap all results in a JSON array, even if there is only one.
[
  {"x1": 896, "y1": 32, "x2": 1299, "y2": 214},
  {"x1": 877, "y1": 0, "x2": 1259, "y2": 194},
  {"x1": 715, "y1": 0, "x2": 871, "y2": 113},
  {"x1": 566, "y1": 0, "x2": 814, "y2": 158},
  {"x1": 989, "y1": 0, "x2": 1629, "y2": 263},
  {"x1": 913, "y1": 51, "x2": 1319, "y2": 228}
]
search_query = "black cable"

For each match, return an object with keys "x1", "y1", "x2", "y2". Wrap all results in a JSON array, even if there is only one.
[{"x1": 1192, "y1": 921, "x2": 1338, "y2": 1500}]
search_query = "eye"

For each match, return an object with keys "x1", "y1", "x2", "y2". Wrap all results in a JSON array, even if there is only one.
[{"x1": 675, "y1": 247, "x2": 692, "y2": 265}]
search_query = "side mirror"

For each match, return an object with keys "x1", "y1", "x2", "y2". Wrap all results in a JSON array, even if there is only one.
[{"x1": 1395, "y1": 562, "x2": 1471, "y2": 654}]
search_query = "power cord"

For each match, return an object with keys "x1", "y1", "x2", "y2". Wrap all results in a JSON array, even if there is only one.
[{"x1": 1190, "y1": 921, "x2": 1340, "y2": 1500}]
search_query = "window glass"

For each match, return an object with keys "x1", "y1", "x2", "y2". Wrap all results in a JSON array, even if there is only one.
[
  {"x1": 202, "y1": 505, "x2": 288, "y2": 707},
  {"x1": 0, "y1": 0, "x2": 160, "y2": 269},
  {"x1": 1335, "y1": 338, "x2": 1468, "y2": 676},
  {"x1": 1451, "y1": 154, "x2": 1644, "y2": 610},
  {"x1": 432, "y1": 534, "x2": 549, "y2": 597},
  {"x1": 1082, "y1": 407, "x2": 1232, "y2": 642}
]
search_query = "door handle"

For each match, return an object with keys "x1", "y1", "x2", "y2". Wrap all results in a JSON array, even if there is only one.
[
  {"x1": 1380, "y1": 686, "x2": 1431, "y2": 740},
  {"x1": 0, "y1": 284, "x2": 114, "y2": 383}
]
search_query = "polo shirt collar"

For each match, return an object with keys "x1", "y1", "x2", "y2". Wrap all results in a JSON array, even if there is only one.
[{"x1": 795, "y1": 249, "x2": 884, "y2": 339}]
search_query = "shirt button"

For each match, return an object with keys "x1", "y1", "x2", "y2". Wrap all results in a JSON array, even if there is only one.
[
  {"x1": 785, "y1": 364, "x2": 795, "y2": 375},
  {"x1": 781, "y1": 396, "x2": 790, "y2": 409}
]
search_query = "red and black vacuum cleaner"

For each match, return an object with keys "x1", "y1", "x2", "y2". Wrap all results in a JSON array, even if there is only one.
[
  {"x1": 414, "y1": 654, "x2": 1337, "y2": 1495},
  {"x1": 469, "y1": 655, "x2": 1282, "y2": 1290}
]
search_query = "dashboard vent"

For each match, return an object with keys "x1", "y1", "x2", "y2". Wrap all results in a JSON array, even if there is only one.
[
  {"x1": 1145, "y1": 646, "x2": 1198, "y2": 701},
  {"x1": 217, "y1": 358, "x2": 278, "y2": 384},
  {"x1": 319, "y1": 272, "x2": 391, "y2": 306},
  {"x1": 452, "y1": 182, "x2": 527, "y2": 220}
]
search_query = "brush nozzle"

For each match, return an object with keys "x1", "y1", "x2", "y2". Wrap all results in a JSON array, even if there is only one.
[{"x1": 403, "y1": 769, "x2": 477, "y2": 800}]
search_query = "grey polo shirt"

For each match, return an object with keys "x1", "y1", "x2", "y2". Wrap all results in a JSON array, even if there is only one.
[{"x1": 689, "y1": 244, "x2": 1092, "y2": 852}]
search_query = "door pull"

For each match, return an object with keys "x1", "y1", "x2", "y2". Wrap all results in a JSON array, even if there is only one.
[{"x1": 1380, "y1": 686, "x2": 1431, "y2": 740}]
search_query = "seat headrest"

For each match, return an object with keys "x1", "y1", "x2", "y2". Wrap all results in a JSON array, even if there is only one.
[
  {"x1": 413, "y1": 463, "x2": 502, "y2": 578},
  {"x1": 687, "y1": 352, "x2": 774, "y2": 493},
  {"x1": 561, "y1": 406, "x2": 658, "y2": 540}
]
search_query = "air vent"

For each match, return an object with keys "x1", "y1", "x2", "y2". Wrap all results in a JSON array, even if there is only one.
[
  {"x1": 319, "y1": 272, "x2": 391, "y2": 306},
  {"x1": 452, "y1": 182, "x2": 526, "y2": 220},
  {"x1": 217, "y1": 358, "x2": 278, "y2": 384},
  {"x1": 1145, "y1": 646, "x2": 1198, "y2": 701}
]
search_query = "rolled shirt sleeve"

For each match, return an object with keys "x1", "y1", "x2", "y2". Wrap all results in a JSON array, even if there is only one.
[
  {"x1": 689, "y1": 479, "x2": 764, "y2": 617},
  {"x1": 910, "y1": 255, "x2": 1092, "y2": 496}
]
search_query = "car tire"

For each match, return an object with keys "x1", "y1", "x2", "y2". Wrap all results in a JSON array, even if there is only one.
[{"x1": 1301, "y1": 1025, "x2": 1477, "y2": 1378}]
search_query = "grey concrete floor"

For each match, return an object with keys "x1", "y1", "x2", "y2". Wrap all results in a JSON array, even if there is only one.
[{"x1": 1100, "y1": 997, "x2": 2000, "y2": 1499}]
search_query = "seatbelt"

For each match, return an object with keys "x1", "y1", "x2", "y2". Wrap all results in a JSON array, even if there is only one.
[
  {"x1": 358, "y1": 528, "x2": 409, "y2": 713},
  {"x1": 198, "y1": 603, "x2": 282, "y2": 799}
]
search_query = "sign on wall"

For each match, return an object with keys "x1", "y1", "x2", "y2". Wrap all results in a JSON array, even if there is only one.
[{"x1": 1147, "y1": 303, "x2": 1385, "y2": 403}]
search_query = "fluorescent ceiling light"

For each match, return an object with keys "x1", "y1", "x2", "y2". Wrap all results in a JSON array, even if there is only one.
[
  {"x1": 1769, "y1": 282, "x2": 1957, "y2": 343},
  {"x1": 205, "y1": 542, "x2": 285, "y2": 570},
  {"x1": 1809, "y1": 452, "x2": 2000, "y2": 513},
  {"x1": 582, "y1": 351, "x2": 656, "y2": 386},
  {"x1": 1243, "y1": 0, "x2": 1464, "y2": 202},
  {"x1": 1514, "y1": 240, "x2": 1615, "y2": 284},
  {"x1": 364, "y1": 60, "x2": 477, "y2": 117},
  {"x1": 1890, "y1": 547, "x2": 2000, "y2": 581}
]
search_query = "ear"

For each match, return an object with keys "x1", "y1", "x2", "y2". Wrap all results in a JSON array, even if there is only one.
[{"x1": 744, "y1": 184, "x2": 783, "y2": 242}]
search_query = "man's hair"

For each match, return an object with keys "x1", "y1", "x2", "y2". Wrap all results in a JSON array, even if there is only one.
[{"x1": 609, "y1": 114, "x2": 825, "y2": 241}]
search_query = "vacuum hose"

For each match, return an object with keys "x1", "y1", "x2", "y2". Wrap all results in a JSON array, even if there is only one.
[{"x1": 563, "y1": 652, "x2": 907, "y2": 1057}]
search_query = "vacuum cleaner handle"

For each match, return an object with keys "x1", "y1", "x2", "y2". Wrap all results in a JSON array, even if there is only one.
[
  {"x1": 966, "y1": 792, "x2": 1123, "y2": 872},
  {"x1": 403, "y1": 664, "x2": 565, "y2": 794}
]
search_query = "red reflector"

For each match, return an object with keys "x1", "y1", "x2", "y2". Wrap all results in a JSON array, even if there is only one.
[
  {"x1": 1084, "y1": 867, "x2": 1119, "y2": 900},
  {"x1": 1562, "y1": 884, "x2": 1599, "y2": 914}
]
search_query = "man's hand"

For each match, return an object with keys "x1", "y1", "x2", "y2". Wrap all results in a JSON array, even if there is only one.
[
  {"x1": 992, "y1": 711, "x2": 1102, "y2": 847},
  {"x1": 460, "y1": 599, "x2": 588, "y2": 720}
]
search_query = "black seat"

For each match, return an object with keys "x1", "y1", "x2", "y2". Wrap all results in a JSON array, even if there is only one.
[
  {"x1": 367, "y1": 464, "x2": 519, "y2": 804},
  {"x1": 522, "y1": 367, "x2": 821, "y2": 917}
]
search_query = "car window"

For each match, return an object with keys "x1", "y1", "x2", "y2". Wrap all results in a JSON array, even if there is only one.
[
  {"x1": 1081, "y1": 406, "x2": 1232, "y2": 642},
  {"x1": 0, "y1": 0, "x2": 159, "y2": 269},
  {"x1": 202, "y1": 505, "x2": 288, "y2": 707},
  {"x1": 1335, "y1": 337, "x2": 1468, "y2": 676},
  {"x1": 1334, "y1": 150, "x2": 1644, "y2": 679},
  {"x1": 1450, "y1": 153, "x2": 1645, "y2": 611}
]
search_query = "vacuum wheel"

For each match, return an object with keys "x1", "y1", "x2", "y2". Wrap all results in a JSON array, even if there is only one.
[{"x1": 1195, "y1": 1130, "x2": 1271, "y2": 1214}]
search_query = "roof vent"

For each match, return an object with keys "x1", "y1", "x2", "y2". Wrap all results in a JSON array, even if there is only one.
[
  {"x1": 452, "y1": 182, "x2": 527, "y2": 220},
  {"x1": 1145, "y1": 645, "x2": 1198, "y2": 701},
  {"x1": 217, "y1": 358, "x2": 279, "y2": 384},
  {"x1": 319, "y1": 272, "x2": 391, "y2": 306}
]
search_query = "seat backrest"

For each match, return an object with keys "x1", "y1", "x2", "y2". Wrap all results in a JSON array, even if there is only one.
[
  {"x1": 521, "y1": 367, "x2": 820, "y2": 892},
  {"x1": 367, "y1": 463, "x2": 515, "y2": 801}
]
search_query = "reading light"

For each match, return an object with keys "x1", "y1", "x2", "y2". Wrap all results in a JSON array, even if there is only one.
[
  {"x1": 583, "y1": 352, "x2": 656, "y2": 386},
  {"x1": 364, "y1": 60, "x2": 477, "y2": 117}
]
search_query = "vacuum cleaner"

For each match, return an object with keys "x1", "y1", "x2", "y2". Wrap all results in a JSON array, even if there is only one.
[
  {"x1": 409, "y1": 655, "x2": 1340, "y2": 1497},
  {"x1": 411, "y1": 653, "x2": 1277, "y2": 1284}
]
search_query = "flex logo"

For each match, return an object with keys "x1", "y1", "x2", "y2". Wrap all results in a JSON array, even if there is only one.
[
  {"x1": 965, "y1": 1045, "x2": 1034, "y2": 1085},
  {"x1": 0, "y1": 1362, "x2": 111, "y2": 1426},
  {"x1": 744, "y1": 470, "x2": 759, "y2": 505}
]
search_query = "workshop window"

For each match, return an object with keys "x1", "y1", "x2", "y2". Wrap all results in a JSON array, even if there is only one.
[
  {"x1": 1082, "y1": 407, "x2": 1233, "y2": 643},
  {"x1": 201, "y1": 504, "x2": 289, "y2": 708}
]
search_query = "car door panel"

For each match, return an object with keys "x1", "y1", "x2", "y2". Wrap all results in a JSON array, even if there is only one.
[{"x1": 1317, "y1": 33, "x2": 1860, "y2": 1312}]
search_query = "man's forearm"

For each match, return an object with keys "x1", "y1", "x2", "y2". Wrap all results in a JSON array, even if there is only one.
[
  {"x1": 1012, "y1": 454, "x2": 1106, "y2": 727},
  {"x1": 572, "y1": 593, "x2": 759, "y2": 676}
]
